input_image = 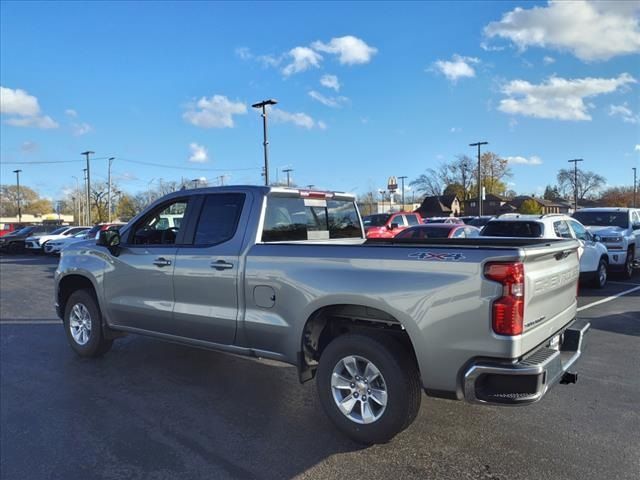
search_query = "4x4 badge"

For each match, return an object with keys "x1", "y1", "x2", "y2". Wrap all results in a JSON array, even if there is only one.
[{"x1": 409, "y1": 251, "x2": 465, "y2": 261}]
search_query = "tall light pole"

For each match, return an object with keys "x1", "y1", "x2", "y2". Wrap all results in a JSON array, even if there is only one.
[
  {"x1": 283, "y1": 168, "x2": 293, "y2": 187},
  {"x1": 633, "y1": 167, "x2": 637, "y2": 208},
  {"x1": 398, "y1": 176, "x2": 408, "y2": 210},
  {"x1": 252, "y1": 99, "x2": 278, "y2": 186},
  {"x1": 469, "y1": 141, "x2": 488, "y2": 216},
  {"x1": 12, "y1": 169, "x2": 22, "y2": 223},
  {"x1": 81, "y1": 151, "x2": 94, "y2": 223},
  {"x1": 568, "y1": 158, "x2": 584, "y2": 212},
  {"x1": 107, "y1": 157, "x2": 115, "y2": 222},
  {"x1": 82, "y1": 169, "x2": 88, "y2": 224}
]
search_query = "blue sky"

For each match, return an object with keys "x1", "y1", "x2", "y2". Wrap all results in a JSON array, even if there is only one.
[{"x1": 1, "y1": 1, "x2": 639, "y2": 201}]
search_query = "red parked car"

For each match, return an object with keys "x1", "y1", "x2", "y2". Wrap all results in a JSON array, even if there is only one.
[
  {"x1": 362, "y1": 212, "x2": 422, "y2": 238},
  {"x1": 394, "y1": 223, "x2": 480, "y2": 239}
]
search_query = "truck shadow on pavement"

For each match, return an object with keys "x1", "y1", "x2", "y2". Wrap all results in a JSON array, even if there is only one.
[{"x1": 1, "y1": 331, "x2": 367, "y2": 480}]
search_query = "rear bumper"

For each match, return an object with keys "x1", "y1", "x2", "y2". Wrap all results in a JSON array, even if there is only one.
[{"x1": 463, "y1": 320, "x2": 589, "y2": 406}]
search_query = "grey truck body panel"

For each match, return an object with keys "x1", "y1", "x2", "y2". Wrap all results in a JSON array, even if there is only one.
[{"x1": 56, "y1": 186, "x2": 581, "y2": 398}]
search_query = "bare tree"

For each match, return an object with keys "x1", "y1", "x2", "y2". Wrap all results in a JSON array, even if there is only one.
[{"x1": 557, "y1": 169, "x2": 606, "y2": 201}]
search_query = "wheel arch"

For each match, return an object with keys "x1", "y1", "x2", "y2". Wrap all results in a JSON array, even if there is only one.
[{"x1": 298, "y1": 303, "x2": 421, "y2": 384}]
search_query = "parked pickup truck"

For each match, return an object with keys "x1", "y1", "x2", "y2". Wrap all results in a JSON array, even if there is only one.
[{"x1": 55, "y1": 186, "x2": 589, "y2": 444}]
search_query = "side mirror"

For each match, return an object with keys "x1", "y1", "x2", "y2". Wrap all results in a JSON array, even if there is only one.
[
  {"x1": 97, "y1": 229, "x2": 121, "y2": 249},
  {"x1": 593, "y1": 234, "x2": 601, "y2": 243},
  {"x1": 389, "y1": 222, "x2": 399, "y2": 230},
  {"x1": 633, "y1": 222, "x2": 640, "y2": 230}
]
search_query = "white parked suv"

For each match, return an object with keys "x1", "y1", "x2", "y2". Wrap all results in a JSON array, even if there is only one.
[
  {"x1": 43, "y1": 228, "x2": 91, "y2": 254},
  {"x1": 572, "y1": 208, "x2": 640, "y2": 279},
  {"x1": 25, "y1": 226, "x2": 90, "y2": 253},
  {"x1": 480, "y1": 214, "x2": 610, "y2": 288}
]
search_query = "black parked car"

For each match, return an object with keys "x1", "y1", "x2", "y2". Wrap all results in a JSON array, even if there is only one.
[{"x1": 0, "y1": 225, "x2": 57, "y2": 253}]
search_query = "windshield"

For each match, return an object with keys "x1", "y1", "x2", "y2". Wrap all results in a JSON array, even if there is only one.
[
  {"x1": 362, "y1": 214, "x2": 390, "y2": 227},
  {"x1": 49, "y1": 227, "x2": 68, "y2": 235},
  {"x1": 572, "y1": 211, "x2": 628, "y2": 228},
  {"x1": 12, "y1": 226, "x2": 34, "y2": 236},
  {"x1": 73, "y1": 229, "x2": 90, "y2": 237},
  {"x1": 481, "y1": 221, "x2": 543, "y2": 238},
  {"x1": 396, "y1": 226, "x2": 453, "y2": 239}
]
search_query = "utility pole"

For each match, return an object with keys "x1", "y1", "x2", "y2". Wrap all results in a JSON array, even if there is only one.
[
  {"x1": 633, "y1": 167, "x2": 637, "y2": 208},
  {"x1": 469, "y1": 141, "x2": 488, "y2": 216},
  {"x1": 12, "y1": 169, "x2": 22, "y2": 223},
  {"x1": 82, "y1": 168, "x2": 88, "y2": 224},
  {"x1": 251, "y1": 99, "x2": 278, "y2": 186},
  {"x1": 107, "y1": 157, "x2": 115, "y2": 222},
  {"x1": 81, "y1": 151, "x2": 94, "y2": 224},
  {"x1": 398, "y1": 176, "x2": 408, "y2": 210},
  {"x1": 283, "y1": 168, "x2": 293, "y2": 187},
  {"x1": 72, "y1": 175, "x2": 80, "y2": 225},
  {"x1": 568, "y1": 158, "x2": 584, "y2": 212}
]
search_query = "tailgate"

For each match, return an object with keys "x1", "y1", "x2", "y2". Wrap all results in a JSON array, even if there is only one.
[{"x1": 520, "y1": 241, "x2": 579, "y2": 352}]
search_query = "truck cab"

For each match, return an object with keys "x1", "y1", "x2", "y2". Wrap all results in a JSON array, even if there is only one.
[{"x1": 362, "y1": 212, "x2": 422, "y2": 238}]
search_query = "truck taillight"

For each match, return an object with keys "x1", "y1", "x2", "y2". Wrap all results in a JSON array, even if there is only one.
[{"x1": 484, "y1": 262, "x2": 525, "y2": 336}]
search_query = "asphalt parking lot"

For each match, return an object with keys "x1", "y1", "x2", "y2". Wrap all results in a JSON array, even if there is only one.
[{"x1": 1, "y1": 254, "x2": 639, "y2": 480}]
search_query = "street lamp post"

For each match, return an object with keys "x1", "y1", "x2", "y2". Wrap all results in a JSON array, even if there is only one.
[
  {"x1": 251, "y1": 99, "x2": 278, "y2": 186},
  {"x1": 12, "y1": 169, "x2": 22, "y2": 223},
  {"x1": 568, "y1": 158, "x2": 584, "y2": 212},
  {"x1": 107, "y1": 157, "x2": 115, "y2": 222},
  {"x1": 469, "y1": 141, "x2": 488, "y2": 216},
  {"x1": 82, "y1": 169, "x2": 88, "y2": 224},
  {"x1": 81, "y1": 151, "x2": 94, "y2": 223},
  {"x1": 283, "y1": 168, "x2": 293, "y2": 187},
  {"x1": 633, "y1": 167, "x2": 637, "y2": 208},
  {"x1": 398, "y1": 176, "x2": 408, "y2": 210}
]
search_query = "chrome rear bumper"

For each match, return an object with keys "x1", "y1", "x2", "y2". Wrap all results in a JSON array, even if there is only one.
[{"x1": 464, "y1": 320, "x2": 590, "y2": 405}]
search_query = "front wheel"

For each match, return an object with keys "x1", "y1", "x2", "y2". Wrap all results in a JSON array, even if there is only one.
[
  {"x1": 622, "y1": 248, "x2": 635, "y2": 279},
  {"x1": 316, "y1": 334, "x2": 422, "y2": 444},
  {"x1": 63, "y1": 289, "x2": 113, "y2": 357},
  {"x1": 592, "y1": 258, "x2": 608, "y2": 288}
]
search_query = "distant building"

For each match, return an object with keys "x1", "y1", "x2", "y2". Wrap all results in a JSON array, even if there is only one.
[
  {"x1": 463, "y1": 194, "x2": 507, "y2": 216},
  {"x1": 415, "y1": 195, "x2": 461, "y2": 218},
  {"x1": 508, "y1": 196, "x2": 571, "y2": 214}
]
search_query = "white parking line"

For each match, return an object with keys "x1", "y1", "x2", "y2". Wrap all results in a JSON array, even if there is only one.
[
  {"x1": 577, "y1": 285, "x2": 640, "y2": 312},
  {"x1": 0, "y1": 320, "x2": 62, "y2": 325}
]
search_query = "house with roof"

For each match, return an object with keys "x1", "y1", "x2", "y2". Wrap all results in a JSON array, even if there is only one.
[
  {"x1": 462, "y1": 194, "x2": 507, "y2": 216},
  {"x1": 415, "y1": 195, "x2": 461, "y2": 218},
  {"x1": 507, "y1": 196, "x2": 572, "y2": 214}
]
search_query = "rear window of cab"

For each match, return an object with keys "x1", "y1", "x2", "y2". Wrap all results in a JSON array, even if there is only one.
[{"x1": 481, "y1": 221, "x2": 543, "y2": 238}]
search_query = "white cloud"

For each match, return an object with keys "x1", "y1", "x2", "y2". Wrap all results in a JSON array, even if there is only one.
[
  {"x1": 543, "y1": 56, "x2": 556, "y2": 65},
  {"x1": 270, "y1": 108, "x2": 324, "y2": 129},
  {"x1": 308, "y1": 90, "x2": 348, "y2": 108},
  {"x1": 235, "y1": 47, "x2": 252, "y2": 60},
  {"x1": 484, "y1": 1, "x2": 640, "y2": 61},
  {"x1": 188, "y1": 143, "x2": 209, "y2": 163},
  {"x1": 320, "y1": 74, "x2": 340, "y2": 91},
  {"x1": 450, "y1": 127, "x2": 461, "y2": 133},
  {"x1": 498, "y1": 73, "x2": 637, "y2": 121},
  {"x1": 505, "y1": 155, "x2": 543, "y2": 165},
  {"x1": 432, "y1": 54, "x2": 480, "y2": 82},
  {"x1": 635, "y1": 144, "x2": 640, "y2": 152},
  {"x1": 609, "y1": 102, "x2": 639, "y2": 124},
  {"x1": 282, "y1": 47, "x2": 322, "y2": 76},
  {"x1": 183, "y1": 95, "x2": 247, "y2": 128},
  {"x1": 72, "y1": 122, "x2": 93, "y2": 136},
  {"x1": 65, "y1": 109, "x2": 78, "y2": 117},
  {"x1": 21, "y1": 141, "x2": 38, "y2": 153},
  {"x1": 0, "y1": 86, "x2": 59, "y2": 129},
  {"x1": 312, "y1": 35, "x2": 377, "y2": 65}
]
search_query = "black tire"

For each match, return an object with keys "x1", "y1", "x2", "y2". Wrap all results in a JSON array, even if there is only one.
[
  {"x1": 63, "y1": 289, "x2": 113, "y2": 357},
  {"x1": 8, "y1": 242, "x2": 22, "y2": 254},
  {"x1": 592, "y1": 258, "x2": 608, "y2": 288},
  {"x1": 622, "y1": 248, "x2": 634, "y2": 279},
  {"x1": 316, "y1": 333, "x2": 422, "y2": 444}
]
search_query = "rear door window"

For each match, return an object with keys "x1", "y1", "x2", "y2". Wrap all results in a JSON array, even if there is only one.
[
  {"x1": 191, "y1": 194, "x2": 245, "y2": 246},
  {"x1": 553, "y1": 221, "x2": 573, "y2": 239},
  {"x1": 262, "y1": 196, "x2": 362, "y2": 242},
  {"x1": 405, "y1": 214, "x2": 419, "y2": 226}
]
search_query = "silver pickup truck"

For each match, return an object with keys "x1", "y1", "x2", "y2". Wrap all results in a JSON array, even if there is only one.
[{"x1": 55, "y1": 186, "x2": 589, "y2": 444}]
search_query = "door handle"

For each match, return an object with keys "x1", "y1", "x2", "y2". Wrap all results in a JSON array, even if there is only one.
[
  {"x1": 211, "y1": 260, "x2": 234, "y2": 270},
  {"x1": 153, "y1": 257, "x2": 172, "y2": 267}
]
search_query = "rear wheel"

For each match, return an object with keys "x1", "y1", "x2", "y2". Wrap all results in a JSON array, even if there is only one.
[
  {"x1": 316, "y1": 334, "x2": 422, "y2": 444},
  {"x1": 8, "y1": 242, "x2": 22, "y2": 254},
  {"x1": 592, "y1": 258, "x2": 608, "y2": 288},
  {"x1": 63, "y1": 289, "x2": 113, "y2": 357}
]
